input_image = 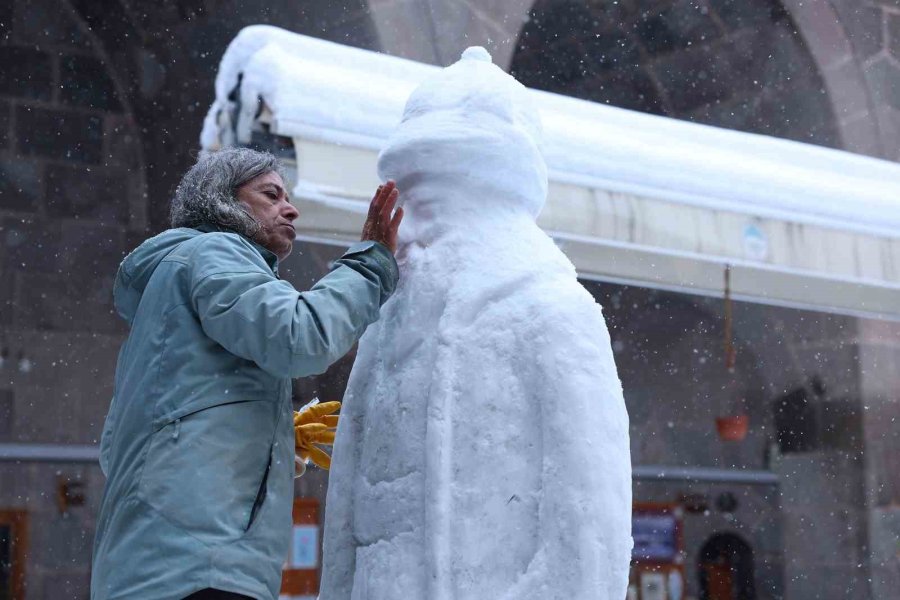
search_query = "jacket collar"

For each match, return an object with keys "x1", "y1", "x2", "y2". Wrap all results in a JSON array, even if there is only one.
[{"x1": 194, "y1": 222, "x2": 280, "y2": 276}]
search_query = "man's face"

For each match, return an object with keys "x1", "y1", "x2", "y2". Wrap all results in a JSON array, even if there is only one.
[{"x1": 236, "y1": 170, "x2": 299, "y2": 261}]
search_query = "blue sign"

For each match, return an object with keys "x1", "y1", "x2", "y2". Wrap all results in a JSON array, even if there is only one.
[
  {"x1": 291, "y1": 525, "x2": 319, "y2": 569},
  {"x1": 632, "y1": 513, "x2": 678, "y2": 561}
]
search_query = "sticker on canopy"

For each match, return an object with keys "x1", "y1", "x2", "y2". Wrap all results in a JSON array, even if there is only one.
[{"x1": 743, "y1": 224, "x2": 769, "y2": 261}]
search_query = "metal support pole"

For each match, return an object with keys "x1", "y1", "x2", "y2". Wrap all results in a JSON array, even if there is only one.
[
  {"x1": 632, "y1": 464, "x2": 779, "y2": 485},
  {"x1": 0, "y1": 443, "x2": 101, "y2": 463}
]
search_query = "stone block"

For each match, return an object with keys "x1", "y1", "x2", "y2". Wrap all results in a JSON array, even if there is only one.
[
  {"x1": 689, "y1": 93, "x2": 765, "y2": 135},
  {"x1": 31, "y1": 511, "x2": 93, "y2": 568},
  {"x1": 754, "y1": 558, "x2": 785, "y2": 600},
  {"x1": 574, "y1": 66, "x2": 666, "y2": 115},
  {"x1": 870, "y1": 563, "x2": 900, "y2": 600},
  {"x1": 714, "y1": 0, "x2": 784, "y2": 32},
  {"x1": 294, "y1": 0, "x2": 371, "y2": 30},
  {"x1": 859, "y1": 342, "x2": 900, "y2": 400},
  {"x1": 12, "y1": 0, "x2": 90, "y2": 48},
  {"x1": 824, "y1": 59, "x2": 876, "y2": 119},
  {"x1": 50, "y1": 222, "x2": 126, "y2": 334},
  {"x1": 525, "y1": 1, "x2": 595, "y2": 45},
  {"x1": 0, "y1": 269, "x2": 11, "y2": 327},
  {"x1": 775, "y1": 452, "x2": 866, "y2": 509},
  {"x1": 0, "y1": 388, "x2": 12, "y2": 438},
  {"x1": 817, "y1": 398, "x2": 863, "y2": 452},
  {"x1": 758, "y1": 83, "x2": 840, "y2": 148},
  {"x1": 832, "y1": 1, "x2": 885, "y2": 61},
  {"x1": 314, "y1": 12, "x2": 380, "y2": 53},
  {"x1": 59, "y1": 54, "x2": 121, "y2": 112},
  {"x1": 780, "y1": 505, "x2": 867, "y2": 579},
  {"x1": 57, "y1": 221, "x2": 126, "y2": 287},
  {"x1": 0, "y1": 155, "x2": 43, "y2": 212},
  {"x1": 813, "y1": 565, "x2": 871, "y2": 600},
  {"x1": 869, "y1": 508, "x2": 900, "y2": 567},
  {"x1": 522, "y1": 38, "x2": 586, "y2": 87},
  {"x1": 12, "y1": 268, "x2": 118, "y2": 334},
  {"x1": 653, "y1": 43, "x2": 739, "y2": 112},
  {"x1": 0, "y1": 2, "x2": 10, "y2": 38},
  {"x1": 636, "y1": 0, "x2": 721, "y2": 56},
  {"x1": 0, "y1": 99, "x2": 9, "y2": 149},
  {"x1": 866, "y1": 438, "x2": 900, "y2": 506},
  {"x1": 12, "y1": 271, "x2": 71, "y2": 331},
  {"x1": 7, "y1": 329, "x2": 120, "y2": 443},
  {"x1": 864, "y1": 57, "x2": 900, "y2": 111},
  {"x1": 45, "y1": 164, "x2": 130, "y2": 225},
  {"x1": 0, "y1": 46, "x2": 52, "y2": 101},
  {"x1": 103, "y1": 114, "x2": 142, "y2": 169},
  {"x1": 1, "y1": 215, "x2": 64, "y2": 273},
  {"x1": 889, "y1": 13, "x2": 900, "y2": 62},
  {"x1": 15, "y1": 106, "x2": 104, "y2": 164},
  {"x1": 874, "y1": 105, "x2": 900, "y2": 161},
  {"x1": 363, "y1": 0, "x2": 442, "y2": 64},
  {"x1": 580, "y1": 33, "x2": 642, "y2": 76},
  {"x1": 758, "y1": 24, "x2": 823, "y2": 89}
]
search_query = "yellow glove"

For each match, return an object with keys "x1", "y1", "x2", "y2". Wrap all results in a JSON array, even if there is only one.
[{"x1": 294, "y1": 400, "x2": 341, "y2": 475}]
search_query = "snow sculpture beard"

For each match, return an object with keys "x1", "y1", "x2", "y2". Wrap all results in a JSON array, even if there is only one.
[
  {"x1": 321, "y1": 47, "x2": 632, "y2": 600},
  {"x1": 377, "y1": 46, "x2": 548, "y2": 245}
]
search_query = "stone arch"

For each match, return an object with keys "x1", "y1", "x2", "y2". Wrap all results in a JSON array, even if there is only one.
[
  {"x1": 365, "y1": 0, "x2": 536, "y2": 67},
  {"x1": 58, "y1": 0, "x2": 150, "y2": 232},
  {"x1": 364, "y1": 0, "x2": 883, "y2": 160},
  {"x1": 510, "y1": 0, "x2": 842, "y2": 150},
  {"x1": 779, "y1": 0, "x2": 884, "y2": 157}
]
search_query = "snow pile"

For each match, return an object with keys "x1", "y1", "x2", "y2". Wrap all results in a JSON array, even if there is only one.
[
  {"x1": 320, "y1": 47, "x2": 633, "y2": 600},
  {"x1": 200, "y1": 25, "x2": 424, "y2": 150}
]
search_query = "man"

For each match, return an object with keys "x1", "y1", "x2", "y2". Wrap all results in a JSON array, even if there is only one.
[{"x1": 91, "y1": 147, "x2": 403, "y2": 600}]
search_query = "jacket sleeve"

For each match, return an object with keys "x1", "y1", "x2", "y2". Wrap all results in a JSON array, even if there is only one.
[{"x1": 189, "y1": 233, "x2": 399, "y2": 378}]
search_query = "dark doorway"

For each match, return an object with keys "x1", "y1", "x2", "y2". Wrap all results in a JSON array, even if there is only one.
[
  {"x1": 0, "y1": 511, "x2": 27, "y2": 600},
  {"x1": 0, "y1": 524, "x2": 9, "y2": 600},
  {"x1": 698, "y1": 533, "x2": 756, "y2": 600}
]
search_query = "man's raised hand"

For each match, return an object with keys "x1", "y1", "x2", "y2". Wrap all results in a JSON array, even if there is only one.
[{"x1": 361, "y1": 180, "x2": 403, "y2": 254}]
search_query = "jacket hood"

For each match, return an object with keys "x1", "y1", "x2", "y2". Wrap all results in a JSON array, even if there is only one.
[{"x1": 114, "y1": 228, "x2": 201, "y2": 325}]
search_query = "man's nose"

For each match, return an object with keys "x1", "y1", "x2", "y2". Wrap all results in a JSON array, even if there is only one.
[{"x1": 283, "y1": 201, "x2": 299, "y2": 222}]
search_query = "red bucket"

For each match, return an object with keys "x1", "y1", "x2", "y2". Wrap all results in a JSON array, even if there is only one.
[{"x1": 716, "y1": 415, "x2": 749, "y2": 441}]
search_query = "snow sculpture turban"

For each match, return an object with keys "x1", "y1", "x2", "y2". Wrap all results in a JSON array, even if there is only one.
[{"x1": 378, "y1": 47, "x2": 549, "y2": 219}]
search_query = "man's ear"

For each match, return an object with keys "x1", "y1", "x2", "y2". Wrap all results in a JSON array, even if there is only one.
[{"x1": 236, "y1": 198, "x2": 254, "y2": 216}]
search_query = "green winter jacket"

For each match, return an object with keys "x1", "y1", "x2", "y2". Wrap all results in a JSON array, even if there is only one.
[{"x1": 91, "y1": 224, "x2": 398, "y2": 600}]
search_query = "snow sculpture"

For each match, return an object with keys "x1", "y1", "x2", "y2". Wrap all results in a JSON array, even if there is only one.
[{"x1": 320, "y1": 47, "x2": 632, "y2": 600}]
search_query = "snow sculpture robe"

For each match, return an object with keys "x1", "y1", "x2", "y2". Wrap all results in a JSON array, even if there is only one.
[{"x1": 320, "y1": 47, "x2": 632, "y2": 600}]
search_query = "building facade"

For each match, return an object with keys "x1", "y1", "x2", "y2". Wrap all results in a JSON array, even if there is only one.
[{"x1": 1, "y1": 1, "x2": 899, "y2": 599}]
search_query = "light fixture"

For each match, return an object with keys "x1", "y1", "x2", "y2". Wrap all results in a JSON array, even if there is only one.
[{"x1": 17, "y1": 351, "x2": 33, "y2": 374}]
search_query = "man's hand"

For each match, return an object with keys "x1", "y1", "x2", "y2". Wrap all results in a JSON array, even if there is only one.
[
  {"x1": 294, "y1": 400, "x2": 341, "y2": 475},
  {"x1": 361, "y1": 180, "x2": 403, "y2": 254}
]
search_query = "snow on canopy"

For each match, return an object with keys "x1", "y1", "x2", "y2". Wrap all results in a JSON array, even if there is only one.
[{"x1": 204, "y1": 25, "x2": 900, "y2": 238}]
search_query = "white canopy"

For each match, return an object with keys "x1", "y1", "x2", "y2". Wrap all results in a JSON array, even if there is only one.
[{"x1": 203, "y1": 25, "x2": 900, "y2": 320}]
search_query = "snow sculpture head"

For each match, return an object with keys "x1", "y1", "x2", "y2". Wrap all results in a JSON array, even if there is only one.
[{"x1": 378, "y1": 47, "x2": 548, "y2": 232}]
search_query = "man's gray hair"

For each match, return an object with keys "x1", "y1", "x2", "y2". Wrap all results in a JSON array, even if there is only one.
[{"x1": 170, "y1": 147, "x2": 284, "y2": 237}]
